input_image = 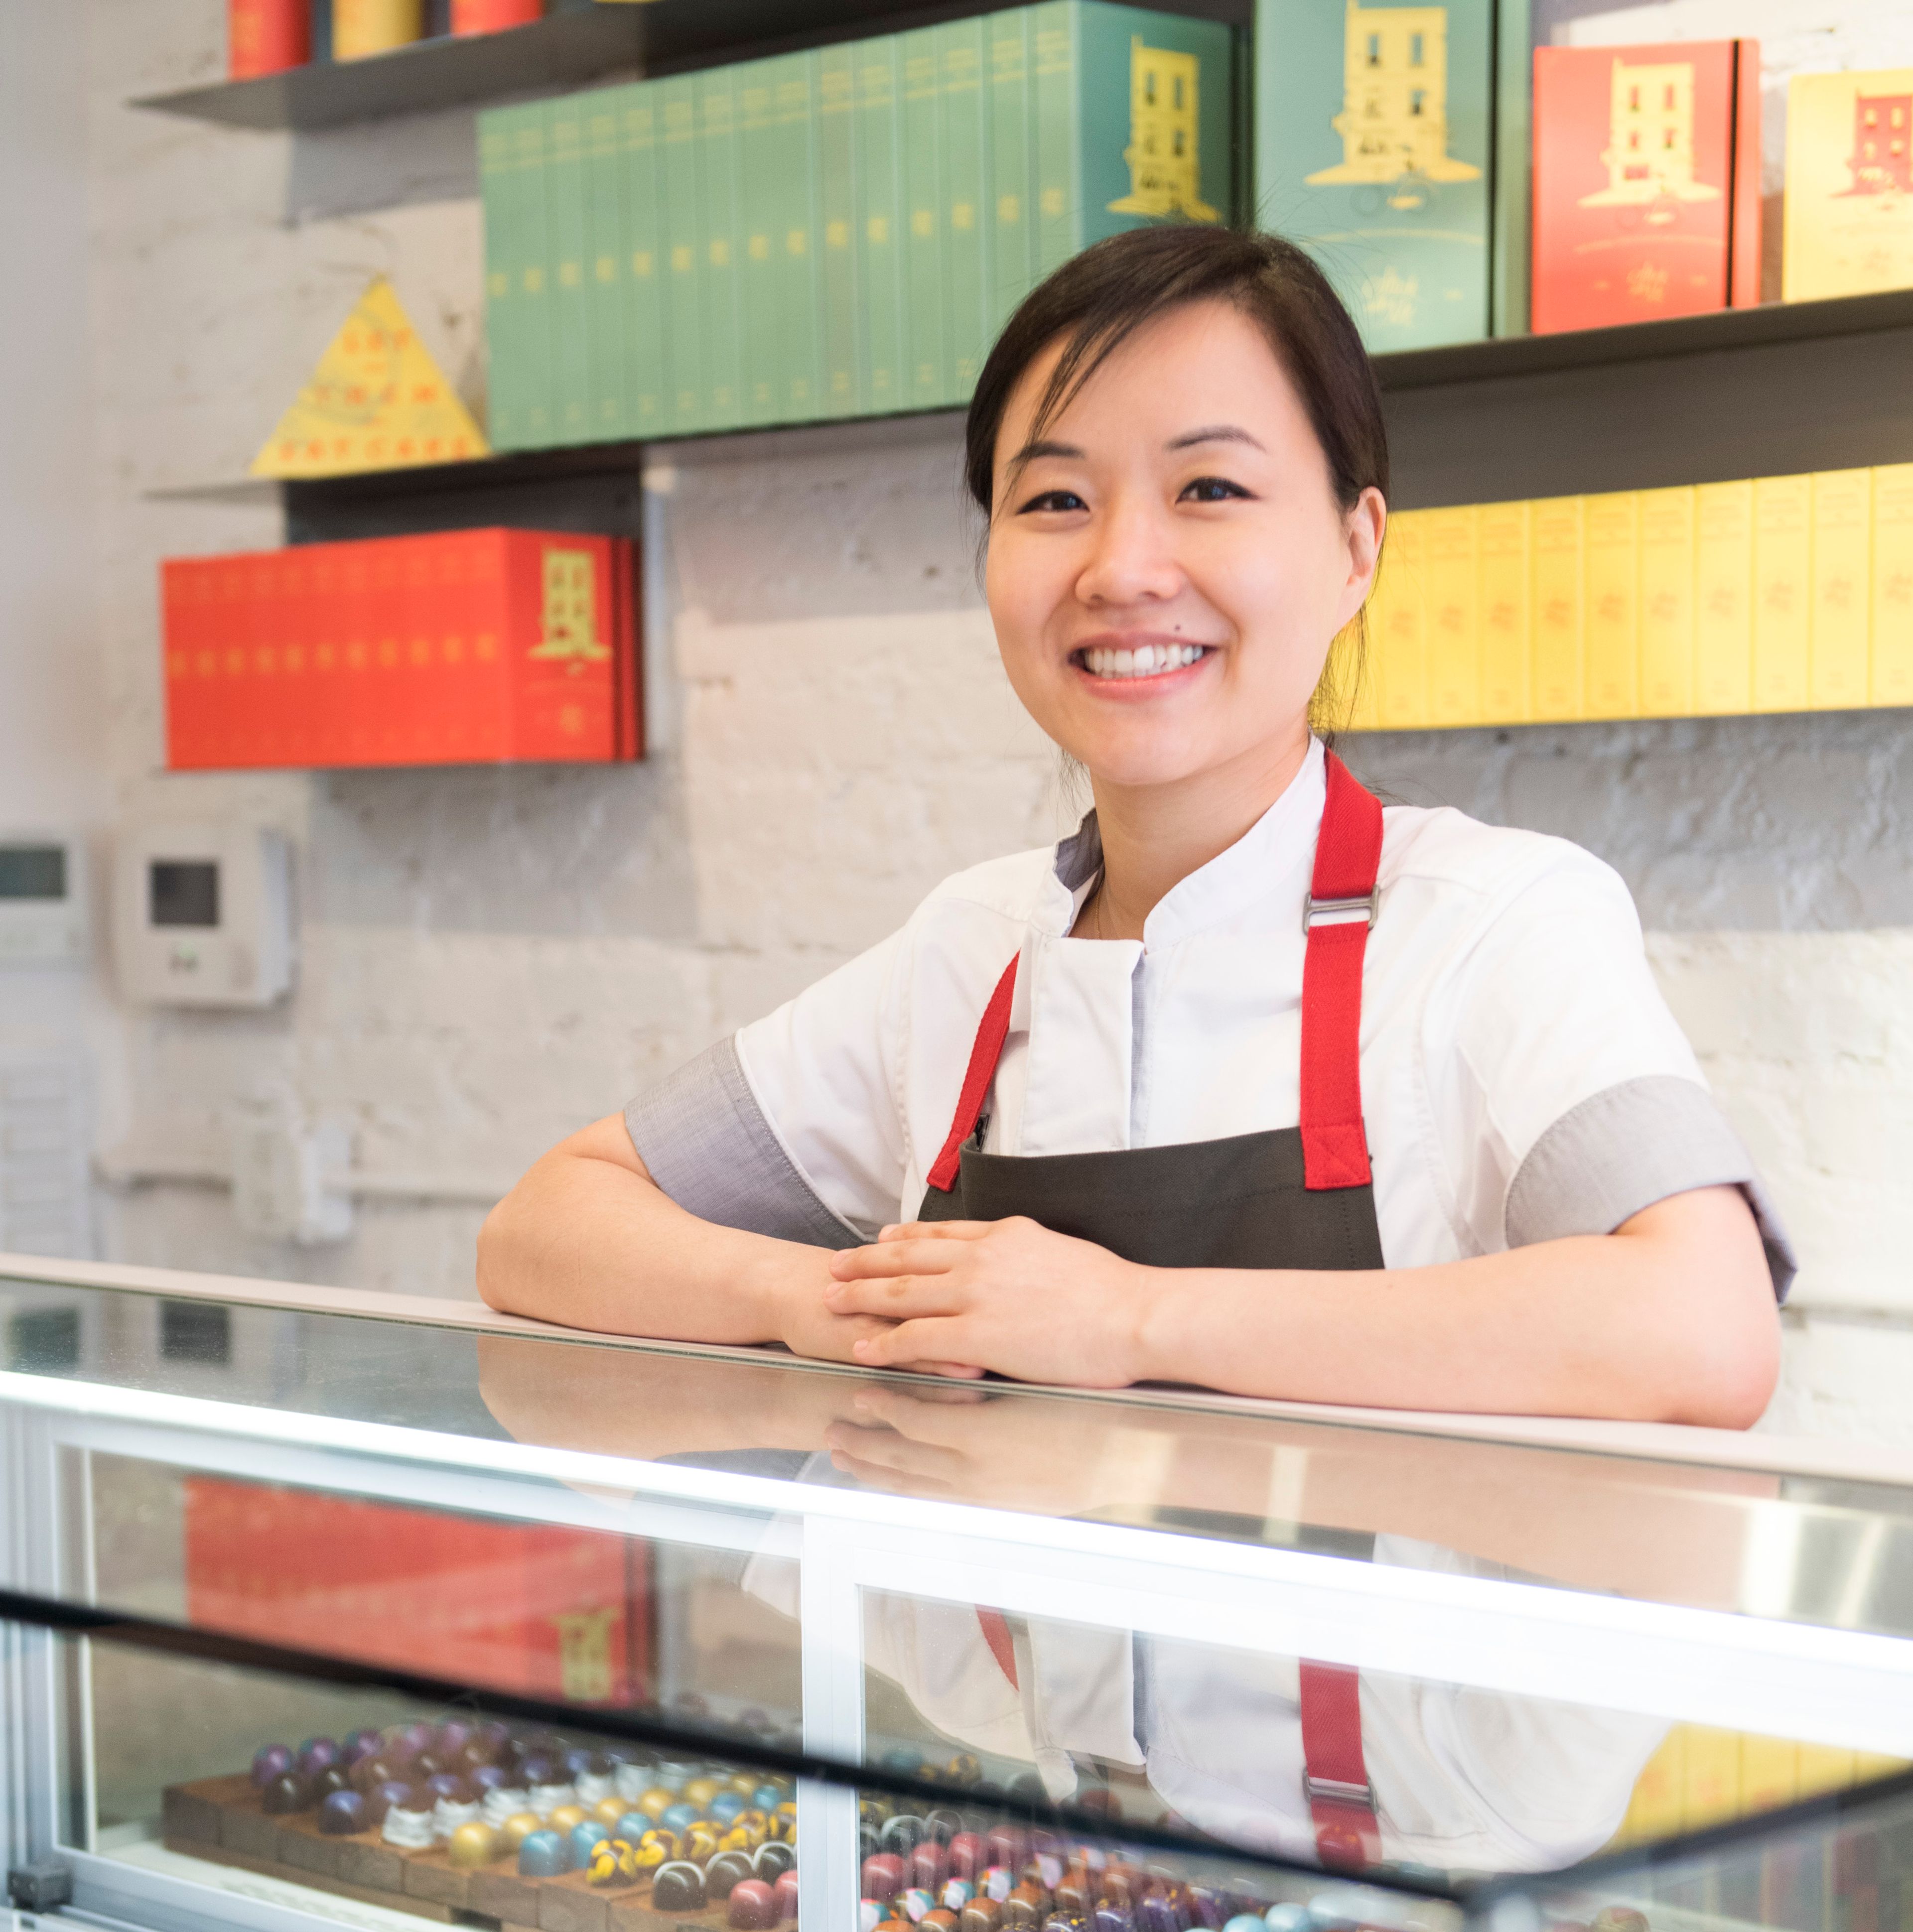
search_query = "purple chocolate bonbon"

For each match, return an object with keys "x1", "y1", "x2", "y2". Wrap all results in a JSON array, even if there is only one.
[
  {"x1": 319, "y1": 1790, "x2": 368, "y2": 1836},
  {"x1": 251, "y1": 1744, "x2": 295, "y2": 1789}
]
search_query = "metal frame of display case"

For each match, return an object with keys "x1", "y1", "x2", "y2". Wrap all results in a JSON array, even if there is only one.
[{"x1": 9, "y1": 1259, "x2": 1913, "y2": 1932}]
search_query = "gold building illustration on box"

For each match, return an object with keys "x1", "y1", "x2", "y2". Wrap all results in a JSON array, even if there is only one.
[
  {"x1": 1844, "y1": 92, "x2": 1913, "y2": 195},
  {"x1": 1581, "y1": 58, "x2": 1720, "y2": 211},
  {"x1": 1306, "y1": 1, "x2": 1481, "y2": 191},
  {"x1": 531, "y1": 549, "x2": 611, "y2": 664},
  {"x1": 1108, "y1": 39, "x2": 1221, "y2": 222}
]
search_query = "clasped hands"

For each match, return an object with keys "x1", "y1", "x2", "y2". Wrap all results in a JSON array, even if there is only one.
[{"x1": 815, "y1": 1215, "x2": 1153, "y2": 1387}]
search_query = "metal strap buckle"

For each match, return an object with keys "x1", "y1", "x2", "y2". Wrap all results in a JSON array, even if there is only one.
[
  {"x1": 1303, "y1": 887, "x2": 1379, "y2": 935},
  {"x1": 1303, "y1": 1773, "x2": 1377, "y2": 1812}
]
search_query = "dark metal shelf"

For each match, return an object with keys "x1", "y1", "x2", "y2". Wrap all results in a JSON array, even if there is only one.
[
  {"x1": 148, "y1": 287, "x2": 1913, "y2": 529},
  {"x1": 131, "y1": 0, "x2": 1249, "y2": 134}
]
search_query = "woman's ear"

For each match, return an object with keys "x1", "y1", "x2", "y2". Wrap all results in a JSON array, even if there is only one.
[{"x1": 1336, "y1": 487, "x2": 1387, "y2": 632}]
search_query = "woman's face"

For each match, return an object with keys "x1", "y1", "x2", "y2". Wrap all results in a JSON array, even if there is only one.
[{"x1": 984, "y1": 299, "x2": 1384, "y2": 793}]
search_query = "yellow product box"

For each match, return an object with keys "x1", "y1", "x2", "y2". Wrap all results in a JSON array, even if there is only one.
[
  {"x1": 1739, "y1": 1733, "x2": 1799, "y2": 1817},
  {"x1": 1810, "y1": 469, "x2": 1872, "y2": 709},
  {"x1": 1795, "y1": 1742, "x2": 1859, "y2": 1800},
  {"x1": 1619, "y1": 1725, "x2": 1686, "y2": 1845},
  {"x1": 1529, "y1": 497, "x2": 1584, "y2": 721},
  {"x1": 1681, "y1": 1725, "x2": 1745, "y2": 1831},
  {"x1": 1478, "y1": 500, "x2": 1531, "y2": 725},
  {"x1": 1638, "y1": 487, "x2": 1696, "y2": 719},
  {"x1": 1375, "y1": 512, "x2": 1428, "y2": 730},
  {"x1": 1753, "y1": 474, "x2": 1812, "y2": 712},
  {"x1": 1783, "y1": 70, "x2": 1913, "y2": 302},
  {"x1": 1695, "y1": 480, "x2": 1755, "y2": 713},
  {"x1": 1583, "y1": 491, "x2": 1640, "y2": 719},
  {"x1": 1422, "y1": 506, "x2": 1481, "y2": 727},
  {"x1": 1873, "y1": 463, "x2": 1913, "y2": 705}
]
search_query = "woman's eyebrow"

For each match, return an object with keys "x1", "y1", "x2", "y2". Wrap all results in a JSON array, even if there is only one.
[{"x1": 1166, "y1": 425, "x2": 1267, "y2": 453}]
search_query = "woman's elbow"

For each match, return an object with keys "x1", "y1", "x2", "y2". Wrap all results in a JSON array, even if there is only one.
[
  {"x1": 1662, "y1": 1288, "x2": 1782, "y2": 1429},
  {"x1": 476, "y1": 1188, "x2": 532, "y2": 1313}
]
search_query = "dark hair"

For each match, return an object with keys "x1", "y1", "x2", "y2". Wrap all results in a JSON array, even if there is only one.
[{"x1": 962, "y1": 225, "x2": 1389, "y2": 733}]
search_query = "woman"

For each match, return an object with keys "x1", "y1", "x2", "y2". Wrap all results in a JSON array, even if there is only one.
[{"x1": 480, "y1": 225, "x2": 1787, "y2": 1423}]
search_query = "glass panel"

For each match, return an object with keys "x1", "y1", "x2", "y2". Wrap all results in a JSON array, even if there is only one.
[
  {"x1": 16, "y1": 1613, "x2": 1459, "y2": 1932},
  {"x1": 11, "y1": 1275, "x2": 1913, "y2": 1649}
]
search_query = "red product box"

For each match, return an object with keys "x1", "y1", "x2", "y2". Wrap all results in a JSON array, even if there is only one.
[
  {"x1": 183, "y1": 1476, "x2": 653, "y2": 1707},
  {"x1": 161, "y1": 528, "x2": 643, "y2": 771},
  {"x1": 1532, "y1": 39, "x2": 1761, "y2": 334},
  {"x1": 451, "y1": 0, "x2": 545, "y2": 30}
]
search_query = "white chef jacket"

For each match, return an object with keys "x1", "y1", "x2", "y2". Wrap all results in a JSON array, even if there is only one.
[
  {"x1": 739, "y1": 1516, "x2": 1667, "y2": 1873},
  {"x1": 628, "y1": 738, "x2": 1792, "y2": 1290}
]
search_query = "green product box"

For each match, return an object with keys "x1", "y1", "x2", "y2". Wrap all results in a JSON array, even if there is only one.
[
  {"x1": 479, "y1": 105, "x2": 525, "y2": 450},
  {"x1": 502, "y1": 102, "x2": 555, "y2": 447},
  {"x1": 817, "y1": 39, "x2": 860, "y2": 417},
  {"x1": 774, "y1": 53, "x2": 823, "y2": 421},
  {"x1": 659, "y1": 74, "x2": 704, "y2": 434},
  {"x1": 620, "y1": 84, "x2": 668, "y2": 434},
  {"x1": 1253, "y1": 0, "x2": 1493, "y2": 352},
  {"x1": 583, "y1": 93, "x2": 628, "y2": 442},
  {"x1": 854, "y1": 37, "x2": 906, "y2": 415},
  {"x1": 901, "y1": 26, "x2": 948, "y2": 411},
  {"x1": 940, "y1": 18, "x2": 991, "y2": 395},
  {"x1": 546, "y1": 94, "x2": 592, "y2": 445},
  {"x1": 1035, "y1": 0, "x2": 1234, "y2": 283},
  {"x1": 987, "y1": 9, "x2": 1035, "y2": 336},
  {"x1": 737, "y1": 59, "x2": 782, "y2": 425},
  {"x1": 698, "y1": 63, "x2": 746, "y2": 429}
]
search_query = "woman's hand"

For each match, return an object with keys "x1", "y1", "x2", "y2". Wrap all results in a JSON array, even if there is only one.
[{"x1": 821, "y1": 1217, "x2": 1155, "y2": 1385}]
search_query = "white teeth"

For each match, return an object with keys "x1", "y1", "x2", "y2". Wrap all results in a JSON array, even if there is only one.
[{"x1": 1080, "y1": 643, "x2": 1205, "y2": 679}]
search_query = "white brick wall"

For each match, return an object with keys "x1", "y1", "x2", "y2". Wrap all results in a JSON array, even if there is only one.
[{"x1": 44, "y1": 0, "x2": 1913, "y2": 1440}]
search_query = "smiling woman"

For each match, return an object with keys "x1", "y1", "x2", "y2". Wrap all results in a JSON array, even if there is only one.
[{"x1": 478, "y1": 225, "x2": 1790, "y2": 1426}]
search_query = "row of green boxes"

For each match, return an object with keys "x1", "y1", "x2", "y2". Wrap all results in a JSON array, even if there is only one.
[{"x1": 480, "y1": 0, "x2": 1236, "y2": 452}]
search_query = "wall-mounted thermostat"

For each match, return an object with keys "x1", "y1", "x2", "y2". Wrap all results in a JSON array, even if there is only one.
[
  {"x1": 0, "y1": 832, "x2": 89, "y2": 967},
  {"x1": 114, "y1": 822, "x2": 294, "y2": 1008}
]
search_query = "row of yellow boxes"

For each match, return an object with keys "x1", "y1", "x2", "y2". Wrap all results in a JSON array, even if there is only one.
[
  {"x1": 1344, "y1": 467, "x2": 1913, "y2": 731},
  {"x1": 1608, "y1": 1723, "x2": 1909, "y2": 1849}
]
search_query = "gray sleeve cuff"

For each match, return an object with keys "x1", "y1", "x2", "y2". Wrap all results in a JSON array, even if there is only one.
[
  {"x1": 1504, "y1": 1074, "x2": 1797, "y2": 1300},
  {"x1": 624, "y1": 1036, "x2": 863, "y2": 1250}
]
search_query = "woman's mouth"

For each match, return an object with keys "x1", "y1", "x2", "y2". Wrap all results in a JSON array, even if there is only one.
[{"x1": 1072, "y1": 642, "x2": 1212, "y2": 681}]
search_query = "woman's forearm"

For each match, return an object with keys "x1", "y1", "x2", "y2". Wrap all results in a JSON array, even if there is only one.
[
  {"x1": 1133, "y1": 1187, "x2": 1779, "y2": 1425},
  {"x1": 477, "y1": 1113, "x2": 831, "y2": 1344}
]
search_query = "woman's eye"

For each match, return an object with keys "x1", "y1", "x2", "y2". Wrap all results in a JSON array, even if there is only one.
[
  {"x1": 1018, "y1": 489, "x2": 1088, "y2": 515},
  {"x1": 1180, "y1": 476, "x2": 1250, "y2": 504}
]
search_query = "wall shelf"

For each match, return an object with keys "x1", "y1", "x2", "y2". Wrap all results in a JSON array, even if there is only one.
[
  {"x1": 131, "y1": 0, "x2": 1248, "y2": 134},
  {"x1": 147, "y1": 286, "x2": 1913, "y2": 533}
]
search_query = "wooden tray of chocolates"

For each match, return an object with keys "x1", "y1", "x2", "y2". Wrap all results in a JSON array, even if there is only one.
[{"x1": 161, "y1": 1721, "x2": 797, "y2": 1932}]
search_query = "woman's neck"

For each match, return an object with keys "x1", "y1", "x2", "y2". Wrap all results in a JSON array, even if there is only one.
[{"x1": 1078, "y1": 730, "x2": 1314, "y2": 943}]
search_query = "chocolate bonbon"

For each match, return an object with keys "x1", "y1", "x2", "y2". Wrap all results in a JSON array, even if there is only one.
[
  {"x1": 251, "y1": 1744, "x2": 294, "y2": 1789},
  {"x1": 383, "y1": 1796, "x2": 436, "y2": 1848},
  {"x1": 729, "y1": 1877, "x2": 780, "y2": 1929},
  {"x1": 318, "y1": 1790, "x2": 368, "y2": 1836},
  {"x1": 260, "y1": 1773, "x2": 312, "y2": 1816},
  {"x1": 585, "y1": 1836, "x2": 640, "y2": 1887},
  {"x1": 448, "y1": 1821, "x2": 501, "y2": 1869},
  {"x1": 517, "y1": 1828, "x2": 571, "y2": 1877},
  {"x1": 652, "y1": 1859, "x2": 709, "y2": 1911}
]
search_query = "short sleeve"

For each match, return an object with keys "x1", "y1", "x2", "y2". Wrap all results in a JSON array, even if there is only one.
[
  {"x1": 624, "y1": 926, "x2": 910, "y2": 1246},
  {"x1": 1419, "y1": 851, "x2": 1795, "y2": 1297}
]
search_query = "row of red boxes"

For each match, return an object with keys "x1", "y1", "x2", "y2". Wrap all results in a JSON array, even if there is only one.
[
  {"x1": 184, "y1": 1477, "x2": 653, "y2": 1706},
  {"x1": 162, "y1": 527, "x2": 642, "y2": 772}
]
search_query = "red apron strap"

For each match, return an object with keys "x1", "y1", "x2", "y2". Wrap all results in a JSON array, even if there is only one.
[
  {"x1": 1301, "y1": 751, "x2": 1384, "y2": 1191},
  {"x1": 926, "y1": 952, "x2": 1021, "y2": 1193},
  {"x1": 1299, "y1": 1660, "x2": 1378, "y2": 1869},
  {"x1": 975, "y1": 1607, "x2": 1020, "y2": 1689}
]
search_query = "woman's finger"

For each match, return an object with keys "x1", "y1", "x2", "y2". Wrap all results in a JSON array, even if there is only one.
[
  {"x1": 852, "y1": 1316, "x2": 974, "y2": 1370},
  {"x1": 878, "y1": 1220, "x2": 995, "y2": 1243},
  {"x1": 828, "y1": 1238, "x2": 964, "y2": 1281},
  {"x1": 822, "y1": 1420, "x2": 965, "y2": 1480},
  {"x1": 823, "y1": 1270, "x2": 966, "y2": 1317}
]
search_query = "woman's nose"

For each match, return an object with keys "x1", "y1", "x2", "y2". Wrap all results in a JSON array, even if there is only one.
[{"x1": 1074, "y1": 497, "x2": 1185, "y2": 608}]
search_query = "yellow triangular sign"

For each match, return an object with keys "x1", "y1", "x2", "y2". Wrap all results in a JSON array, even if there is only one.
[{"x1": 250, "y1": 277, "x2": 489, "y2": 478}]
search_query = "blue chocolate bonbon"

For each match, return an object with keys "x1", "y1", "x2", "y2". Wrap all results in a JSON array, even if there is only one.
[
  {"x1": 661, "y1": 1802, "x2": 701, "y2": 1835},
  {"x1": 569, "y1": 1821, "x2": 609, "y2": 1867},
  {"x1": 517, "y1": 1829, "x2": 572, "y2": 1878},
  {"x1": 319, "y1": 1790, "x2": 369, "y2": 1836}
]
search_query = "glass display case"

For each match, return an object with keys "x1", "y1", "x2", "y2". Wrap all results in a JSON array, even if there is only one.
[{"x1": 4, "y1": 1260, "x2": 1913, "y2": 1932}]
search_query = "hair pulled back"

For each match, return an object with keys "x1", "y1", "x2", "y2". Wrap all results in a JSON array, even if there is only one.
[{"x1": 965, "y1": 223, "x2": 1387, "y2": 513}]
